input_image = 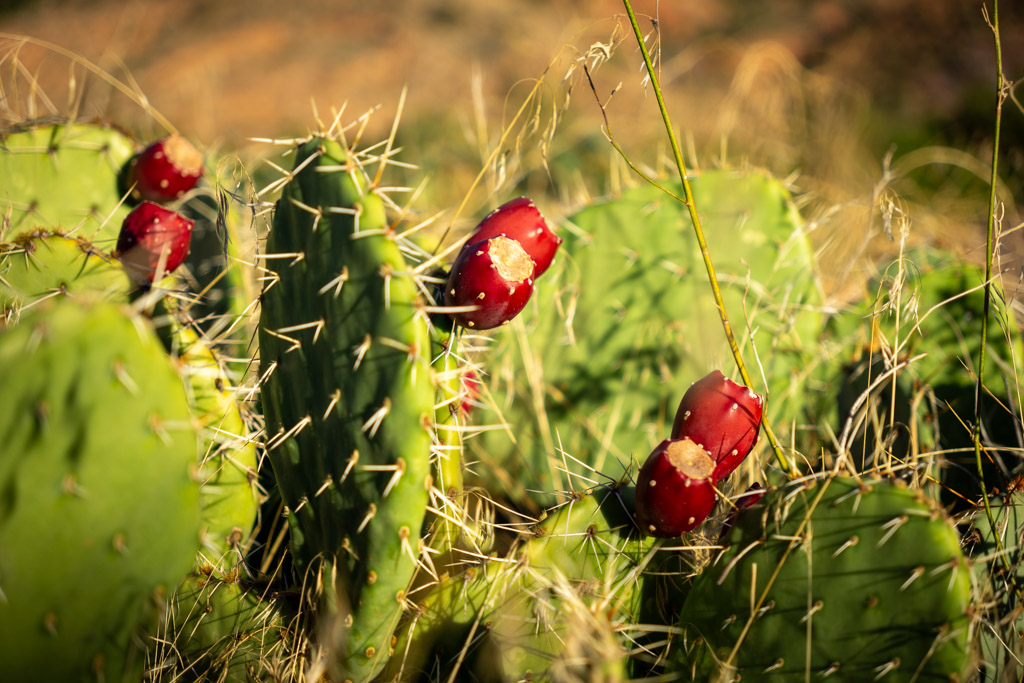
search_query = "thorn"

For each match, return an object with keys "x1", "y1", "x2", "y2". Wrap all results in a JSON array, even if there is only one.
[
  {"x1": 340, "y1": 450, "x2": 359, "y2": 483},
  {"x1": 275, "y1": 319, "x2": 325, "y2": 345},
  {"x1": 819, "y1": 662, "x2": 840, "y2": 677},
  {"x1": 873, "y1": 657, "x2": 900, "y2": 680},
  {"x1": 266, "y1": 415, "x2": 312, "y2": 450},
  {"x1": 353, "y1": 334, "x2": 372, "y2": 370},
  {"x1": 319, "y1": 266, "x2": 350, "y2": 297},
  {"x1": 315, "y1": 476, "x2": 334, "y2": 498},
  {"x1": 832, "y1": 535, "x2": 859, "y2": 558},
  {"x1": 357, "y1": 503, "x2": 377, "y2": 533},
  {"x1": 717, "y1": 540, "x2": 763, "y2": 586},
  {"x1": 323, "y1": 388, "x2": 342, "y2": 420},
  {"x1": 361, "y1": 398, "x2": 392, "y2": 437},
  {"x1": 112, "y1": 361, "x2": 140, "y2": 396},
  {"x1": 900, "y1": 565, "x2": 925, "y2": 591},
  {"x1": 383, "y1": 458, "x2": 406, "y2": 497},
  {"x1": 877, "y1": 515, "x2": 909, "y2": 547},
  {"x1": 756, "y1": 599, "x2": 775, "y2": 619},
  {"x1": 799, "y1": 599, "x2": 824, "y2": 623}
]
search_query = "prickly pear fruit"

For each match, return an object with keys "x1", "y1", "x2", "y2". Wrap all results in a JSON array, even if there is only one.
[
  {"x1": 718, "y1": 481, "x2": 766, "y2": 540},
  {"x1": 670, "y1": 370, "x2": 763, "y2": 480},
  {"x1": 444, "y1": 234, "x2": 535, "y2": 329},
  {"x1": 466, "y1": 197, "x2": 562, "y2": 276},
  {"x1": 116, "y1": 201, "x2": 195, "y2": 283},
  {"x1": 634, "y1": 438, "x2": 717, "y2": 537},
  {"x1": 458, "y1": 368, "x2": 482, "y2": 418},
  {"x1": 128, "y1": 135, "x2": 203, "y2": 203}
]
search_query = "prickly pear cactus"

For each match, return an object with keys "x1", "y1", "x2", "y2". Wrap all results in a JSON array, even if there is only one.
[
  {"x1": 966, "y1": 491, "x2": 1024, "y2": 679},
  {"x1": 478, "y1": 170, "x2": 822, "y2": 504},
  {"x1": 0, "y1": 229, "x2": 131, "y2": 316},
  {"x1": 0, "y1": 121, "x2": 136, "y2": 244},
  {"x1": 392, "y1": 484, "x2": 655, "y2": 680},
  {"x1": 175, "y1": 185, "x2": 255, "y2": 342},
  {"x1": 257, "y1": 136, "x2": 436, "y2": 680},
  {"x1": 175, "y1": 327, "x2": 259, "y2": 562},
  {"x1": 163, "y1": 568, "x2": 288, "y2": 682},
  {"x1": 677, "y1": 476, "x2": 971, "y2": 681},
  {"x1": 819, "y1": 248, "x2": 1023, "y2": 502},
  {"x1": 0, "y1": 297, "x2": 202, "y2": 682}
]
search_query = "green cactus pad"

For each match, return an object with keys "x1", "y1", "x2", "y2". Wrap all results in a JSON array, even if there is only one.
[
  {"x1": 391, "y1": 485, "x2": 654, "y2": 681},
  {"x1": 477, "y1": 170, "x2": 822, "y2": 504},
  {"x1": 0, "y1": 230, "x2": 131, "y2": 314},
  {"x1": 258, "y1": 137, "x2": 435, "y2": 680},
  {"x1": 175, "y1": 186, "x2": 254, "y2": 343},
  {"x1": 966, "y1": 493, "x2": 1024, "y2": 679},
  {"x1": 164, "y1": 571, "x2": 287, "y2": 682},
  {"x1": 496, "y1": 486, "x2": 653, "y2": 679},
  {"x1": 0, "y1": 298, "x2": 201, "y2": 681},
  {"x1": 176, "y1": 328, "x2": 259, "y2": 562},
  {"x1": 678, "y1": 477, "x2": 971, "y2": 681},
  {"x1": 0, "y1": 121, "x2": 136, "y2": 246},
  {"x1": 819, "y1": 248, "x2": 1023, "y2": 502}
]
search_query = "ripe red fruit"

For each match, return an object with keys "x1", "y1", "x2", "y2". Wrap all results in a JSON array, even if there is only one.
[
  {"x1": 670, "y1": 370, "x2": 764, "y2": 481},
  {"x1": 718, "y1": 482, "x2": 766, "y2": 541},
  {"x1": 129, "y1": 135, "x2": 203, "y2": 202},
  {"x1": 116, "y1": 201, "x2": 195, "y2": 283},
  {"x1": 457, "y1": 369, "x2": 482, "y2": 418},
  {"x1": 466, "y1": 197, "x2": 562, "y2": 276},
  {"x1": 444, "y1": 235, "x2": 536, "y2": 330},
  {"x1": 634, "y1": 438, "x2": 718, "y2": 537}
]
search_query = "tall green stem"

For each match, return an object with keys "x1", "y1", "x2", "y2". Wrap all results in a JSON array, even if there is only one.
[
  {"x1": 620, "y1": 0, "x2": 793, "y2": 475},
  {"x1": 975, "y1": 0, "x2": 1008, "y2": 570}
]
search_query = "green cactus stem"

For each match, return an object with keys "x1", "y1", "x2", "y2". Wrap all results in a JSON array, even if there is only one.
[{"x1": 257, "y1": 136, "x2": 435, "y2": 681}]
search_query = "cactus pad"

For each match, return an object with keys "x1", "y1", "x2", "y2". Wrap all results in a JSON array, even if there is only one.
[
  {"x1": 478, "y1": 170, "x2": 822, "y2": 503},
  {"x1": 0, "y1": 297, "x2": 201, "y2": 681},
  {"x1": 678, "y1": 476, "x2": 971, "y2": 681},
  {"x1": 0, "y1": 121, "x2": 136, "y2": 245},
  {"x1": 0, "y1": 230, "x2": 130, "y2": 315}
]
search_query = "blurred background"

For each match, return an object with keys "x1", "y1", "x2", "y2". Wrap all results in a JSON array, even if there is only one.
[{"x1": 2, "y1": 0, "x2": 1022, "y2": 297}]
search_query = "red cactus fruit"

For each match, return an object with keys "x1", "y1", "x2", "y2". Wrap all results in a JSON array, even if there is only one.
[
  {"x1": 457, "y1": 369, "x2": 482, "y2": 418},
  {"x1": 634, "y1": 438, "x2": 718, "y2": 537},
  {"x1": 129, "y1": 135, "x2": 203, "y2": 202},
  {"x1": 466, "y1": 197, "x2": 562, "y2": 276},
  {"x1": 444, "y1": 235, "x2": 535, "y2": 330},
  {"x1": 670, "y1": 370, "x2": 764, "y2": 481},
  {"x1": 718, "y1": 482, "x2": 767, "y2": 541},
  {"x1": 116, "y1": 201, "x2": 195, "y2": 283}
]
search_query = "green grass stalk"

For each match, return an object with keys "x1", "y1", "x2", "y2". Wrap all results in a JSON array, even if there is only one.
[
  {"x1": 619, "y1": 0, "x2": 793, "y2": 475},
  {"x1": 975, "y1": 0, "x2": 1009, "y2": 571}
]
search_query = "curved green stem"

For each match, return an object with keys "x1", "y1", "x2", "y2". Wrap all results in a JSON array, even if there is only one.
[{"x1": 620, "y1": 0, "x2": 794, "y2": 475}]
